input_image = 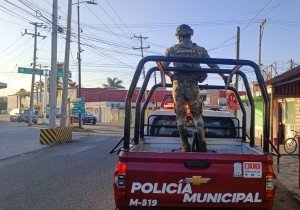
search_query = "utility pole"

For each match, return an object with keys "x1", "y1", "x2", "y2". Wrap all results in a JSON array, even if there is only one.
[
  {"x1": 289, "y1": 59, "x2": 294, "y2": 70},
  {"x1": 133, "y1": 34, "x2": 150, "y2": 80},
  {"x1": 133, "y1": 34, "x2": 151, "y2": 101},
  {"x1": 22, "y1": 23, "x2": 46, "y2": 126},
  {"x1": 43, "y1": 70, "x2": 49, "y2": 124},
  {"x1": 49, "y1": 0, "x2": 58, "y2": 129},
  {"x1": 234, "y1": 26, "x2": 240, "y2": 117},
  {"x1": 258, "y1": 19, "x2": 267, "y2": 70},
  {"x1": 77, "y1": 0, "x2": 83, "y2": 128},
  {"x1": 73, "y1": 0, "x2": 97, "y2": 128},
  {"x1": 235, "y1": 26, "x2": 240, "y2": 89},
  {"x1": 60, "y1": 0, "x2": 73, "y2": 128}
]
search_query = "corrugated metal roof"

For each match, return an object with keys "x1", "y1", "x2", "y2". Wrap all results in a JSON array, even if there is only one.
[{"x1": 266, "y1": 66, "x2": 300, "y2": 85}]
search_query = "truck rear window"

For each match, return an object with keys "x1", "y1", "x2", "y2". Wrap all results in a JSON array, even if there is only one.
[{"x1": 147, "y1": 115, "x2": 239, "y2": 138}]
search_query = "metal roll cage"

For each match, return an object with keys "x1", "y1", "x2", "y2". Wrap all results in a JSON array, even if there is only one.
[{"x1": 111, "y1": 56, "x2": 275, "y2": 154}]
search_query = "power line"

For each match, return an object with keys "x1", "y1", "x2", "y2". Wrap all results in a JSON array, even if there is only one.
[
  {"x1": 0, "y1": 36, "x2": 23, "y2": 55},
  {"x1": 208, "y1": 0, "x2": 273, "y2": 52},
  {"x1": 0, "y1": 17, "x2": 29, "y2": 27},
  {"x1": 103, "y1": 0, "x2": 135, "y2": 35},
  {"x1": 240, "y1": 0, "x2": 273, "y2": 33},
  {"x1": 0, "y1": 4, "x2": 32, "y2": 22}
]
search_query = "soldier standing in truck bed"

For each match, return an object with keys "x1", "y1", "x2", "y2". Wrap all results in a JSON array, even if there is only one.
[{"x1": 163, "y1": 24, "x2": 225, "y2": 152}]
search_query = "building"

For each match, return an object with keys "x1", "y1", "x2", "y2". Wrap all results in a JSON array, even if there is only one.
[{"x1": 266, "y1": 66, "x2": 300, "y2": 144}]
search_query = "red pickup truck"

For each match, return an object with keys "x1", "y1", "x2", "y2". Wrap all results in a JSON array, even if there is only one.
[{"x1": 111, "y1": 57, "x2": 278, "y2": 210}]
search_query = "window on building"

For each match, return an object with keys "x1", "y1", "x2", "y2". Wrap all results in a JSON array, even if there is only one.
[{"x1": 285, "y1": 100, "x2": 295, "y2": 124}]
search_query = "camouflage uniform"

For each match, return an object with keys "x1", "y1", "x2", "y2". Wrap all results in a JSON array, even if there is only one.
[{"x1": 164, "y1": 30, "x2": 219, "y2": 152}]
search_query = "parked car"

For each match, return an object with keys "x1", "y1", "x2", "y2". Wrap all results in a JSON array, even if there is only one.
[
  {"x1": 9, "y1": 108, "x2": 20, "y2": 116},
  {"x1": 46, "y1": 107, "x2": 61, "y2": 118},
  {"x1": 9, "y1": 108, "x2": 20, "y2": 122},
  {"x1": 72, "y1": 112, "x2": 97, "y2": 125},
  {"x1": 10, "y1": 109, "x2": 38, "y2": 124}
]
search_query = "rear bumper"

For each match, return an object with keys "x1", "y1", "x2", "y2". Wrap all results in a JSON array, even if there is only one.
[{"x1": 124, "y1": 208, "x2": 271, "y2": 210}]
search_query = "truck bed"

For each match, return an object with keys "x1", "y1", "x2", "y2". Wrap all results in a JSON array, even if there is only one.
[{"x1": 131, "y1": 137, "x2": 263, "y2": 154}]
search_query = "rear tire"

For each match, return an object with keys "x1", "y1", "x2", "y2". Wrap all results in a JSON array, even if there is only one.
[{"x1": 284, "y1": 138, "x2": 297, "y2": 154}]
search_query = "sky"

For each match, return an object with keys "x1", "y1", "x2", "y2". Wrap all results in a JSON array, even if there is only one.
[{"x1": 0, "y1": 0, "x2": 299, "y2": 96}]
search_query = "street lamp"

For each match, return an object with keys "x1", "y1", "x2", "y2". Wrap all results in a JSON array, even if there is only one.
[{"x1": 73, "y1": 0, "x2": 97, "y2": 128}]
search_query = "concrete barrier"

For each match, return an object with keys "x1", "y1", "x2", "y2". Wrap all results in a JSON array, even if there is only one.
[
  {"x1": 40, "y1": 127, "x2": 72, "y2": 145},
  {"x1": 56, "y1": 127, "x2": 72, "y2": 143}
]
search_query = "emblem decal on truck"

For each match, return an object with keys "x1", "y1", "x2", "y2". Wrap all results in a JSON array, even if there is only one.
[
  {"x1": 184, "y1": 176, "x2": 211, "y2": 186},
  {"x1": 233, "y1": 162, "x2": 243, "y2": 177},
  {"x1": 243, "y1": 162, "x2": 262, "y2": 178}
]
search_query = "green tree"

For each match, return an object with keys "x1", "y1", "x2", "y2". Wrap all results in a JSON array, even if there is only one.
[
  {"x1": 34, "y1": 80, "x2": 44, "y2": 102},
  {"x1": 102, "y1": 77, "x2": 125, "y2": 89}
]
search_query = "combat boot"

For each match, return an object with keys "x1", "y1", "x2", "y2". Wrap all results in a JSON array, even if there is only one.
[
  {"x1": 198, "y1": 139, "x2": 207, "y2": 152},
  {"x1": 197, "y1": 130, "x2": 207, "y2": 152},
  {"x1": 192, "y1": 130, "x2": 207, "y2": 152},
  {"x1": 181, "y1": 138, "x2": 191, "y2": 152}
]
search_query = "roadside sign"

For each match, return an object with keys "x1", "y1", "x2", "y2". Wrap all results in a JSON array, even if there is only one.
[
  {"x1": 227, "y1": 92, "x2": 238, "y2": 110},
  {"x1": 56, "y1": 70, "x2": 72, "y2": 78},
  {"x1": 72, "y1": 97, "x2": 85, "y2": 114},
  {"x1": 18, "y1": 67, "x2": 43, "y2": 75},
  {"x1": 72, "y1": 107, "x2": 85, "y2": 114},
  {"x1": 18, "y1": 67, "x2": 72, "y2": 78}
]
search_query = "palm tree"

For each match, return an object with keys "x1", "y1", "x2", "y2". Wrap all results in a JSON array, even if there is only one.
[
  {"x1": 15, "y1": 88, "x2": 30, "y2": 108},
  {"x1": 103, "y1": 77, "x2": 125, "y2": 89},
  {"x1": 34, "y1": 80, "x2": 44, "y2": 103}
]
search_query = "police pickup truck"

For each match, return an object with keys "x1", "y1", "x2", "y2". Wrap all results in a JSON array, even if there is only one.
[{"x1": 111, "y1": 57, "x2": 278, "y2": 210}]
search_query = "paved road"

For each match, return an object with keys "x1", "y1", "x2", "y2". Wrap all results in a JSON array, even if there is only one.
[
  {"x1": 0, "y1": 134, "x2": 119, "y2": 210},
  {"x1": 1, "y1": 133, "x2": 299, "y2": 210}
]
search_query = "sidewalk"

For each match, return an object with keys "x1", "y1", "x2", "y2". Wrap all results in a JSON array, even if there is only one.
[
  {"x1": 275, "y1": 154, "x2": 300, "y2": 203},
  {"x1": 0, "y1": 119, "x2": 89, "y2": 160}
]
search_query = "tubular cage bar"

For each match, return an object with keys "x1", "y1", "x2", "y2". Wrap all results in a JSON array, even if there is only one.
[
  {"x1": 122, "y1": 56, "x2": 270, "y2": 153},
  {"x1": 140, "y1": 84, "x2": 246, "y2": 141}
]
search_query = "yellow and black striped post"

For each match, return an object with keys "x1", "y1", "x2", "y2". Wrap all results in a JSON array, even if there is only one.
[
  {"x1": 56, "y1": 127, "x2": 72, "y2": 143},
  {"x1": 40, "y1": 127, "x2": 73, "y2": 145},
  {"x1": 40, "y1": 129, "x2": 57, "y2": 145}
]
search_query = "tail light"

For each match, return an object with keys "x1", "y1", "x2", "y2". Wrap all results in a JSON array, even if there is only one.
[
  {"x1": 114, "y1": 161, "x2": 127, "y2": 197},
  {"x1": 265, "y1": 164, "x2": 276, "y2": 200}
]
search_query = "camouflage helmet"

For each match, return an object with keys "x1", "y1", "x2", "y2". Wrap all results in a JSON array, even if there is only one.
[{"x1": 175, "y1": 24, "x2": 194, "y2": 37}]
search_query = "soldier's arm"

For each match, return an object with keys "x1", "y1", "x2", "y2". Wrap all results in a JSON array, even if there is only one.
[
  {"x1": 202, "y1": 48, "x2": 226, "y2": 81},
  {"x1": 155, "y1": 47, "x2": 173, "y2": 79}
]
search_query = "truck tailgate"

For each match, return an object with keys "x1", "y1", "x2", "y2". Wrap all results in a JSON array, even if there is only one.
[{"x1": 115, "y1": 151, "x2": 275, "y2": 209}]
